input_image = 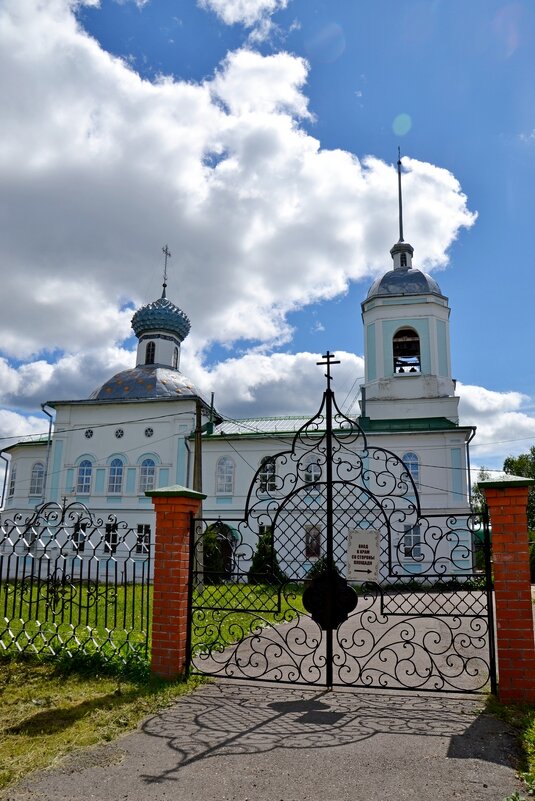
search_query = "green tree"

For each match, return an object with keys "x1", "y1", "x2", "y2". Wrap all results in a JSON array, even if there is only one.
[
  {"x1": 503, "y1": 445, "x2": 535, "y2": 531},
  {"x1": 471, "y1": 467, "x2": 491, "y2": 513},
  {"x1": 202, "y1": 523, "x2": 233, "y2": 584},
  {"x1": 247, "y1": 527, "x2": 287, "y2": 585}
]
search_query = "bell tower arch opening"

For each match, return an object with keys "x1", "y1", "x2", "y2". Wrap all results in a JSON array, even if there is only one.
[{"x1": 393, "y1": 327, "x2": 421, "y2": 374}]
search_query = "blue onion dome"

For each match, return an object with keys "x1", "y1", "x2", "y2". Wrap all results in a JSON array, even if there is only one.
[
  {"x1": 367, "y1": 267, "x2": 443, "y2": 300},
  {"x1": 131, "y1": 295, "x2": 191, "y2": 342},
  {"x1": 90, "y1": 366, "x2": 198, "y2": 401}
]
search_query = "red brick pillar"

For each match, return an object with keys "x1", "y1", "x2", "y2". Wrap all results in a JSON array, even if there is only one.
[
  {"x1": 147, "y1": 485, "x2": 206, "y2": 680},
  {"x1": 479, "y1": 476, "x2": 535, "y2": 703}
]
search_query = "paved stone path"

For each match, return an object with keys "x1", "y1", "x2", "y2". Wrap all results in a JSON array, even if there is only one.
[
  {"x1": 191, "y1": 592, "x2": 492, "y2": 692},
  {"x1": 4, "y1": 681, "x2": 521, "y2": 801}
]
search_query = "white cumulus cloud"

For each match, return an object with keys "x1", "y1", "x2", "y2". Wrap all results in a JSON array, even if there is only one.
[
  {"x1": 0, "y1": 0, "x2": 490, "y2": 459},
  {"x1": 198, "y1": 0, "x2": 289, "y2": 28}
]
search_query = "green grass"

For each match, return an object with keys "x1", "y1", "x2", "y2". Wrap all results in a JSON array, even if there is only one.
[
  {"x1": 1, "y1": 580, "x2": 304, "y2": 662},
  {"x1": 191, "y1": 582, "x2": 305, "y2": 656},
  {"x1": 487, "y1": 696, "x2": 535, "y2": 799},
  {"x1": 0, "y1": 582, "x2": 305, "y2": 794},
  {"x1": 0, "y1": 657, "x2": 206, "y2": 794},
  {"x1": 0, "y1": 580, "x2": 150, "y2": 660}
]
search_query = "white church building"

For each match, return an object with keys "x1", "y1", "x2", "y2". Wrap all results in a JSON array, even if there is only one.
[{"x1": 1, "y1": 179, "x2": 476, "y2": 578}]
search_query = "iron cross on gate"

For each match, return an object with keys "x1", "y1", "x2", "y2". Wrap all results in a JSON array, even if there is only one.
[{"x1": 316, "y1": 351, "x2": 340, "y2": 389}]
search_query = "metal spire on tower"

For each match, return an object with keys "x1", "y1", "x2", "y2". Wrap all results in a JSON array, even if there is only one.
[{"x1": 397, "y1": 146, "x2": 404, "y2": 243}]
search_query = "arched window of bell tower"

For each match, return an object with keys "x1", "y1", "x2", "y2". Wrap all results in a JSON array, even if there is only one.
[
  {"x1": 393, "y1": 327, "x2": 421, "y2": 374},
  {"x1": 172, "y1": 346, "x2": 178, "y2": 370},
  {"x1": 145, "y1": 341, "x2": 155, "y2": 365}
]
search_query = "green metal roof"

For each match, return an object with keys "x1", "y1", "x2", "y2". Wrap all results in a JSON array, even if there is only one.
[
  {"x1": 3, "y1": 435, "x2": 49, "y2": 452},
  {"x1": 358, "y1": 416, "x2": 461, "y2": 433}
]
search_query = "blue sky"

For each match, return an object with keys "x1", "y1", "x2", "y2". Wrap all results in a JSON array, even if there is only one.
[
  {"x1": 77, "y1": 0, "x2": 535, "y2": 388},
  {"x1": 1, "y1": 0, "x2": 535, "y2": 471}
]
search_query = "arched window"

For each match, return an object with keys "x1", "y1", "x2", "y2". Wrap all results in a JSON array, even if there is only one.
[
  {"x1": 8, "y1": 465, "x2": 16, "y2": 498},
  {"x1": 400, "y1": 253, "x2": 407, "y2": 267},
  {"x1": 29, "y1": 462, "x2": 45, "y2": 496},
  {"x1": 172, "y1": 346, "x2": 179, "y2": 370},
  {"x1": 402, "y1": 452, "x2": 420, "y2": 487},
  {"x1": 139, "y1": 458, "x2": 156, "y2": 493},
  {"x1": 393, "y1": 327, "x2": 421, "y2": 373},
  {"x1": 108, "y1": 458, "x2": 124, "y2": 494},
  {"x1": 258, "y1": 457, "x2": 276, "y2": 493},
  {"x1": 145, "y1": 341, "x2": 155, "y2": 365},
  {"x1": 216, "y1": 456, "x2": 235, "y2": 495},
  {"x1": 304, "y1": 459, "x2": 322, "y2": 487},
  {"x1": 76, "y1": 460, "x2": 92, "y2": 494}
]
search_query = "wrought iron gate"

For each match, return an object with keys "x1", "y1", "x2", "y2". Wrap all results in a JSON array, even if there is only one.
[
  {"x1": 189, "y1": 354, "x2": 496, "y2": 693},
  {"x1": 0, "y1": 500, "x2": 151, "y2": 662}
]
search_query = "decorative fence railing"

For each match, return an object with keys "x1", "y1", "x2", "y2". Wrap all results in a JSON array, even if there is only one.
[{"x1": 0, "y1": 501, "x2": 151, "y2": 663}]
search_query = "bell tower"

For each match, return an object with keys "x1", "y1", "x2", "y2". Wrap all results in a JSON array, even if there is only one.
[{"x1": 361, "y1": 155, "x2": 459, "y2": 424}]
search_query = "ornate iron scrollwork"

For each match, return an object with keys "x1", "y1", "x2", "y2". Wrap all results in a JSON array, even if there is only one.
[{"x1": 189, "y1": 353, "x2": 495, "y2": 692}]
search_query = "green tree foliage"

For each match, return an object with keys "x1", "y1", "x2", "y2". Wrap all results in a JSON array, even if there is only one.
[
  {"x1": 247, "y1": 527, "x2": 287, "y2": 585},
  {"x1": 503, "y1": 445, "x2": 535, "y2": 531},
  {"x1": 471, "y1": 467, "x2": 491, "y2": 512},
  {"x1": 202, "y1": 524, "x2": 233, "y2": 584}
]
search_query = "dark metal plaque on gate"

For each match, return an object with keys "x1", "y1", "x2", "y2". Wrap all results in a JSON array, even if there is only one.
[{"x1": 302, "y1": 571, "x2": 358, "y2": 630}]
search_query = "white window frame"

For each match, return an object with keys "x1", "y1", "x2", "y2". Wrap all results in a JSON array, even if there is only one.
[
  {"x1": 402, "y1": 452, "x2": 420, "y2": 488},
  {"x1": 8, "y1": 465, "x2": 16, "y2": 498},
  {"x1": 304, "y1": 459, "x2": 321, "y2": 489},
  {"x1": 402, "y1": 524, "x2": 422, "y2": 560},
  {"x1": 29, "y1": 462, "x2": 45, "y2": 496},
  {"x1": 76, "y1": 460, "x2": 93, "y2": 495},
  {"x1": 108, "y1": 458, "x2": 124, "y2": 495},
  {"x1": 139, "y1": 458, "x2": 156, "y2": 493},
  {"x1": 216, "y1": 456, "x2": 235, "y2": 495},
  {"x1": 258, "y1": 457, "x2": 276, "y2": 493}
]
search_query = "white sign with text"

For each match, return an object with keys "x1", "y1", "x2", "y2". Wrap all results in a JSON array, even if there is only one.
[{"x1": 346, "y1": 529, "x2": 381, "y2": 582}]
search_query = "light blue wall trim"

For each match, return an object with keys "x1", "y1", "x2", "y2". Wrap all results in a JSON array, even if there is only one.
[
  {"x1": 126, "y1": 468, "x2": 136, "y2": 494},
  {"x1": 49, "y1": 440, "x2": 63, "y2": 502},
  {"x1": 75, "y1": 453, "x2": 96, "y2": 466},
  {"x1": 159, "y1": 468, "x2": 170, "y2": 487},
  {"x1": 403, "y1": 563, "x2": 423, "y2": 574},
  {"x1": 137, "y1": 452, "x2": 161, "y2": 465},
  {"x1": 436, "y1": 320, "x2": 448, "y2": 377},
  {"x1": 65, "y1": 468, "x2": 74, "y2": 495},
  {"x1": 176, "y1": 437, "x2": 186, "y2": 485},
  {"x1": 106, "y1": 453, "x2": 127, "y2": 466},
  {"x1": 138, "y1": 497, "x2": 151, "y2": 506},
  {"x1": 216, "y1": 496, "x2": 233, "y2": 505},
  {"x1": 366, "y1": 323, "x2": 376, "y2": 381},
  {"x1": 107, "y1": 496, "x2": 122, "y2": 504},
  {"x1": 95, "y1": 468, "x2": 105, "y2": 494},
  {"x1": 451, "y1": 448, "x2": 463, "y2": 499},
  {"x1": 382, "y1": 318, "x2": 431, "y2": 377},
  {"x1": 380, "y1": 297, "x2": 430, "y2": 306}
]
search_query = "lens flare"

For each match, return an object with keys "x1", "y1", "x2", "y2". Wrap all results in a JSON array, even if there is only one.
[
  {"x1": 304, "y1": 23, "x2": 346, "y2": 63},
  {"x1": 393, "y1": 113, "x2": 412, "y2": 136}
]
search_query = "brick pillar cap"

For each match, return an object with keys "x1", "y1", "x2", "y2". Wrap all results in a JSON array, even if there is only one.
[
  {"x1": 146, "y1": 484, "x2": 207, "y2": 500},
  {"x1": 478, "y1": 475, "x2": 535, "y2": 490}
]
